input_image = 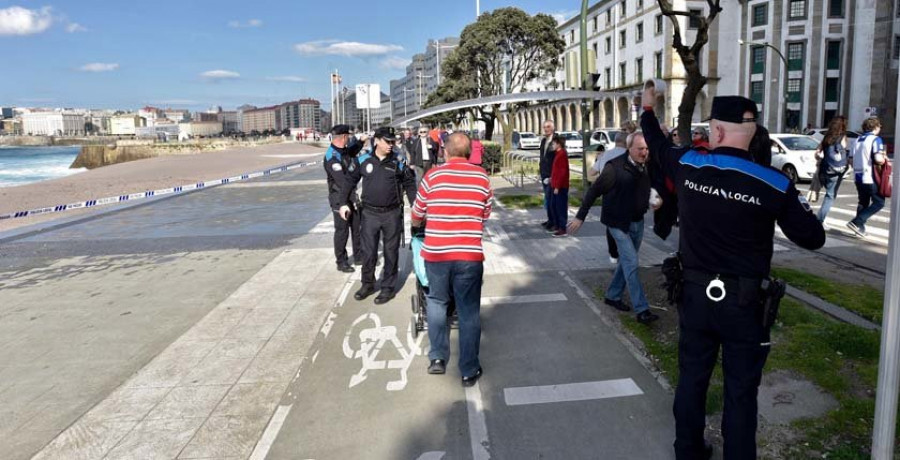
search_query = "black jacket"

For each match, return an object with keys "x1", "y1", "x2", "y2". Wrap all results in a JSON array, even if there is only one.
[
  {"x1": 409, "y1": 136, "x2": 438, "y2": 168},
  {"x1": 539, "y1": 135, "x2": 556, "y2": 180},
  {"x1": 340, "y1": 150, "x2": 417, "y2": 209},
  {"x1": 324, "y1": 142, "x2": 363, "y2": 209},
  {"x1": 576, "y1": 155, "x2": 651, "y2": 231}
]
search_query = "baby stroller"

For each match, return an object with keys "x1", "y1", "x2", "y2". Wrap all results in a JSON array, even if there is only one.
[{"x1": 410, "y1": 227, "x2": 458, "y2": 338}]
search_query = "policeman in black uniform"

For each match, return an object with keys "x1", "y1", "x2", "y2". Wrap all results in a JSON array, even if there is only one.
[
  {"x1": 339, "y1": 126, "x2": 417, "y2": 304},
  {"x1": 641, "y1": 88, "x2": 826, "y2": 460},
  {"x1": 324, "y1": 125, "x2": 367, "y2": 272}
]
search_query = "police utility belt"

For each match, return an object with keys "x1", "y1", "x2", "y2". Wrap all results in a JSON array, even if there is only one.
[
  {"x1": 362, "y1": 203, "x2": 400, "y2": 213},
  {"x1": 662, "y1": 254, "x2": 786, "y2": 330}
]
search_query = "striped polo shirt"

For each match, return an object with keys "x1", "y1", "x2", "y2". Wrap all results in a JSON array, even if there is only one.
[{"x1": 411, "y1": 157, "x2": 493, "y2": 262}]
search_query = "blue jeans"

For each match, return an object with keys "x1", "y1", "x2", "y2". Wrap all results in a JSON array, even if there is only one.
[
  {"x1": 816, "y1": 172, "x2": 845, "y2": 222},
  {"x1": 425, "y1": 260, "x2": 484, "y2": 377},
  {"x1": 606, "y1": 221, "x2": 649, "y2": 314},
  {"x1": 543, "y1": 182, "x2": 552, "y2": 224},
  {"x1": 551, "y1": 188, "x2": 569, "y2": 230},
  {"x1": 851, "y1": 180, "x2": 885, "y2": 231}
]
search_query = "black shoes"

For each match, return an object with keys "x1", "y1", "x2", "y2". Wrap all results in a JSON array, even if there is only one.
[
  {"x1": 636, "y1": 310, "x2": 660, "y2": 325},
  {"x1": 337, "y1": 262, "x2": 354, "y2": 273},
  {"x1": 462, "y1": 367, "x2": 483, "y2": 387},
  {"x1": 427, "y1": 359, "x2": 446, "y2": 374},
  {"x1": 353, "y1": 257, "x2": 363, "y2": 266},
  {"x1": 374, "y1": 291, "x2": 395, "y2": 305},
  {"x1": 354, "y1": 285, "x2": 376, "y2": 301},
  {"x1": 540, "y1": 220, "x2": 551, "y2": 229},
  {"x1": 604, "y1": 297, "x2": 630, "y2": 312}
]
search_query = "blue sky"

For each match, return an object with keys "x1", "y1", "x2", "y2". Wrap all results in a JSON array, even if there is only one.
[{"x1": 1, "y1": 0, "x2": 578, "y2": 112}]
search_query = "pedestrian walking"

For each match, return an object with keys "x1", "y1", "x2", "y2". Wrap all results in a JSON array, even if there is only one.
[
  {"x1": 324, "y1": 124, "x2": 365, "y2": 272},
  {"x1": 469, "y1": 132, "x2": 484, "y2": 166},
  {"x1": 411, "y1": 132, "x2": 493, "y2": 386},
  {"x1": 847, "y1": 117, "x2": 888, "y2": 237},
  {"x1": 567, "y1": 132, "x2": 662, "y2": 325},
  {"x1": 815, "y1": 116, "x2": 851, "y2": 223},
  {"x1": 339, "y1": 126, "x2": 418, "y2": 304},
  {"x1": 539, "y1": 120, "x2": 557, "y2": 230},
  {"x1": 411, "y1": 126, "x2": 438, "y2": 185},
  {"x1": 640, "y1": 86, "x2": 825, "y2": 460},
  {"x1": 549, "y1": 134, "x2": 570, "y2": 237}
]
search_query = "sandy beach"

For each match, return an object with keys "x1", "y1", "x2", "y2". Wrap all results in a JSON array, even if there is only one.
[{"x1": 0, "y1": 141, "x2": 326, "y2": 233}]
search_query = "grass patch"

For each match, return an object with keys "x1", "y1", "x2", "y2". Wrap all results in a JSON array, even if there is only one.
[
  {"x1": 771, "y1": 266, "x2": 884, "y2": 323},
  {"x1": 498, "y1": 194, "x2": 544, "y2": 209},
  {"x1": 766, "y1": 298, "x2": 885, "y2": 458}
]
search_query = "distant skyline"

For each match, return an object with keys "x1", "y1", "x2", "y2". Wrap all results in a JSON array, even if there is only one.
[{"x1": 1, "y1": 1, "x2": 579, "y2": 112}]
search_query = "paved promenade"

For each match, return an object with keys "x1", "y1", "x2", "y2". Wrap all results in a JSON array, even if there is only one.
[{"x1": 0, "y1": 151, "x2": 888, "y2": 459}]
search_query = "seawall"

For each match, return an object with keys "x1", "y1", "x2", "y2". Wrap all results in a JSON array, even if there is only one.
[{"x1": 69, "y1": 138, "x2": 286, "y2": 169}]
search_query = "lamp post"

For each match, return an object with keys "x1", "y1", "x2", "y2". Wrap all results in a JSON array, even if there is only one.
[
  {"x1": 739, "y1": 39, "x2": 789, "y2": 131},
  {"x1": 433, "y1": 40, "x2": 460, "y2": 86},
  {"x1": 416, "y1": 72, "x2": 435, "y2": 110},
  {"x1": 579, "y1": 0, "x2": 590, "y2": 191},
  {"x1": 403, "y1": 87, "x2": 415, "y2": 119}
]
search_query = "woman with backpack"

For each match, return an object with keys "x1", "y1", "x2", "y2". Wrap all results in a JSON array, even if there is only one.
[{"x1": 815, "y1": 116, "x2": 851, "y2": 223}]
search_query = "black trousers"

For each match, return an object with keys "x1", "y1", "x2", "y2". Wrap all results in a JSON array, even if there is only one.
[
  {"x1": 673, "y1": 280, "x2": 770, "y2": 460},
  {"x1": 333, "y1": 205, "x2": 361, "y2": 266},
  {"x1": 361, "y1": 208, "x2": 402, "y2": 293}
]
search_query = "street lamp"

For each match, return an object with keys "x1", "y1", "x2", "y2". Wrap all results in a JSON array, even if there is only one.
[
  {"x1": 416, "y1": 72, "x2": 435, "y2": 109},
  {"x1": 433, "y1": 40, "x2": 460, "y2": 86},
  {"x1": 739, "y1": 39, "x2": 789, "y2": 131},
  {"x1": 403, "y1": 87, "x2": 416, "y2": 119}
]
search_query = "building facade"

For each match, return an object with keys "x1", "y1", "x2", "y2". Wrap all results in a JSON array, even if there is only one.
[
  {"x1": 178, "y1": 121, "x2": 222, "y2": 138},
  {"x1": 110, "y1": 115, "x2": 146, "y2": 136},
  {"x1": 279, "y1": 99, "x2": 321, "y2": 131},
  {"x1": 22, "y1": 112, "x2": 86, "y2": 136},
  {"x1": 241, "y1": 106, "x2": 279, "y2": 133},
  {"x1": 390, "y1": 38, "x2": 459, "y2": 123}
]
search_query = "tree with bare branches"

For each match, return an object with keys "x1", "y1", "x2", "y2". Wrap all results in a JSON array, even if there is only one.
[{"x1": 656, "y1": 0, "x2": 723, "y2": 145}]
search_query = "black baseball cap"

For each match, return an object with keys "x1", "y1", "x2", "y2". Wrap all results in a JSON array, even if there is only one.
[
  {"x1": 374, "y1": 126, "x2": 397, "y2": 141},
  {"x1": 703, "y1": 96, "x2": 759, "y2": 123},
  {"x1": 330, "y1": 124, "x2": 351, "y2": 135}
]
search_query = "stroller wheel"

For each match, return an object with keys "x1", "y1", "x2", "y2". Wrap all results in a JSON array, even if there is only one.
[
  {"x1": 411, "y1": 294, "x2": 418, "y2": 314},
  {"x1": 411, "y1": 315, "x2": 419, "y2": 339}
]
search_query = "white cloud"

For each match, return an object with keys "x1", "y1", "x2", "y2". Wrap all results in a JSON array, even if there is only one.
[
  {"x1": 66, "y1": 22, "x2": 87, "y2": 33},
  {"x1": 228, "y1": 19, "x2": 263, "y2": 28},
  {"x1": 380, "y1": 56, "x2": 411, "y2": 71},
  {"x1": 550, "y1": 10, "x2": 578, "y2": 24},
  {"x1": 201, "y1": 70, "x2": 240, "y2": 80},
  {"x1": 294, "y1": 40, "x2": 403, "y2": 57},
  {"x1": 79, "y1": 63, "x2": 119, "y2": 72},
  {"x1": 266, "y1": 76, "x2": 306, "y2": 82},
  {"x1": 0, "y1": 6, "x2": 53, "y2": 36}
]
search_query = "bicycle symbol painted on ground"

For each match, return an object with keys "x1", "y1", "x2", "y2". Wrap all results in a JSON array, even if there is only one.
[{"x1": 342, "y1": 312, "x2": 425, "y2": 391}]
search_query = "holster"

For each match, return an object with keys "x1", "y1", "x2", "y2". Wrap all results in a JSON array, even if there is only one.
[
  {"x1": 759, "y1": 278, "x2": 786, "y2": 330},
  {"x1": 661, "y1": 253, "x2": 683, "y2": 306}
]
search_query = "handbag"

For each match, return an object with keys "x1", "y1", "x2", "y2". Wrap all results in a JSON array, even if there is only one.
[{"x1": 873, "y1": 158, "x2": 893, "y2": 198}]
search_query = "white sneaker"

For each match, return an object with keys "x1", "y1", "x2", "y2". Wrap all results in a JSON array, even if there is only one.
[{"x1": 609, "y1": 257, "x2": 618, "y2": 264}]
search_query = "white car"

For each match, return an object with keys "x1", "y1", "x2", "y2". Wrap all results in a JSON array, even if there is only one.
[
  {"x1": 590, "y1": 129, "x2": 617, "y2": 151},
  {"x1": 805, "y1": 128, "x2": 860, "y2": 153},
  {"x1": 770, "y1": 134, "x2": 820, "y2": 183},
  {"x1": 514, "y1": 131, "x2": 541, "y2": 150},
  {"x1": 558, "y1": 131, "x2": 584, "y2": 156}
]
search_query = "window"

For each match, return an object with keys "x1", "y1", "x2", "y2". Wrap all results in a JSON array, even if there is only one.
[
  {"x1": 619, "y1": 62, "x2": 627, "y2": 86},
  {"x1": 752, "y1": 4, "x2": 768, "y2": 26},
  {"x1": 750, "y1": 81, "x2": 765, "y2": 104},
  {"x1": 593, "y1": 17, "x2": 598, "y2": 33},
  {"x1": 619, "y1": 30, "x2": 627, "y2": 48},
  {"x1": 824, "y1": 78, "x2": 840, "y2": 102},
  {"x1": 655, "y1": 14, "x2": 664, "y2": 34},
  {"x1": 620, "y1": 1, "x2": 626, "y2": 16},
  {"x1": 788, "y1": 0, "x2": 806, "y2": 19},
  {"x1": 607, "y1": 9, "x2": 612, "y2": 24},
  {"x1": 592, "y1": 42, "x2": 599, "y2": 59},
  {"x1": 787, "y1": 42, "x2": 805, "y2": 71},
  {"x1": 570, "y1": 30, "x2": 575, "y2": 44},
  {"x1": 826, "y1": 41, "x2": 841, "y2": 69},
  {"x1": 635, "y1": 58, "x2": 643, "y2": 82},
  {"x1": 895, "y1": 35, "x2": 900, "y2": 60},
  {"x1": 828, "y1": 0, "x2": 844, "y2": 17},
  {"x1": 752, "y1": 46, "x2": 766, "y2": 73},
  {"x1": 605, "y1": 67, "x2": 612, "y2": 89},
  {"x1": 637, "y1": 0, "x2": 643, "y2": 9},
  {"x1": 655, "y1": 51, "x2": 663, "y2": 78},
  {"x1": 689, "y1": 9, "x2": 702, "y2": 29},
  {"x1": 605, "y1": 36, "x2": 612, "y2": 54},
  {"x1": 787, "y1": 78, "x2": 802, "y2": 93},
  {"x1": 636, "y1": 22, "x2": 644, "y2": 43}
]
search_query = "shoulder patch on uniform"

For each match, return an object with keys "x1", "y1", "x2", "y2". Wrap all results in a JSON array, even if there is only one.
[
  {"x1": 358, "y1": 153, "x2": 372, "y2": 164},
  {"x1": 365, "y1": 163, "x2": 374, "y2": 174},
  {"x1": 679, "y1": 150, "x2": 790, "y2": 193},
  {"x1": 325, "y1": 146, "x2": 341, "y2": 162},
  {"x1": 331, "y1": 163, "x2": 342, "y2": 171},
  {"x1": 798, "y1": 194, "x2": 812, "y2": 212}
]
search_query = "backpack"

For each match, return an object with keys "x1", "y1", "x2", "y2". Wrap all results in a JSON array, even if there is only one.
[{"x1": 873, "y1": 157, "x2": 893, "y2": 198}]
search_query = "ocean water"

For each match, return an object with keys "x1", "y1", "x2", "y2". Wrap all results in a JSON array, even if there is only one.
[{"x1": 0, "y1": 146, "x2": 86, "y2": 187}]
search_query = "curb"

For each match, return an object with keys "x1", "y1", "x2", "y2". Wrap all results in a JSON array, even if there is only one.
[{"x1": 785, "y1": 284, "x2": 880, "y2": 330}]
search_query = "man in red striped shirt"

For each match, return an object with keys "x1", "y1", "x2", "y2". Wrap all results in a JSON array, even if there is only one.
[{"x1": 411, "y1": 132, "x2": 493, "y2": 386}]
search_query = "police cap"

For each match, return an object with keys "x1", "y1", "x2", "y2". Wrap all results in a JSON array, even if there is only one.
[
  {"x1": 330, "y1": 124, "x2": 351, "y2": 135},
  {"x1": 704, "y1": 96, "x2": 759, "y2": 124},
  {"x1": 374, "y1": 126, "x2": 397, "y2": 141}
]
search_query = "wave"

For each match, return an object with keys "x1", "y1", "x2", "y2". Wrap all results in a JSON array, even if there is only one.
[{"x1": 0, "y1": 146, "x2": 85, "y2": 187}]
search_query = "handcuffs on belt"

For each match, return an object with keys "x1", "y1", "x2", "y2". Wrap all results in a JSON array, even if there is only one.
[{"x1": 706, "y1": 275, "x2": 726, "y2": 302}]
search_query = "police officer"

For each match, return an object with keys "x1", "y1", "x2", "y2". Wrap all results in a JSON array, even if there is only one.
[
  {"x1": 640, "y1": 87, "x2": 826, "y2": 460},
  {"x1": 324, "y1": 124, "x2": 367, "y2": 272},
  {"x1": 339, "y1": 126, "x2": 417, "y2": 304}
]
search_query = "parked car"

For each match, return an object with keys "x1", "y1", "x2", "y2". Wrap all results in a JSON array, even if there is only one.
[
  {"x1": 512, "y1": 131, "x2": 541, "y2": 150},
  {"x1": 558, "y1": 131, "x2": 584, "y2": 156},
  {"x1": 805, "y1": 128, "x2": 860, "y2": 152},
  {"x1": 769, "y1": 134, "x2": 820, "y2": 183},
  {"x1": 590, "y1": 129, "x2": 618, "y2": 151}
]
